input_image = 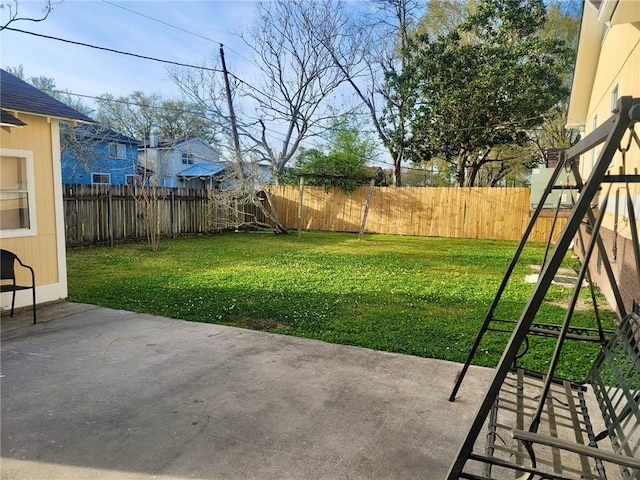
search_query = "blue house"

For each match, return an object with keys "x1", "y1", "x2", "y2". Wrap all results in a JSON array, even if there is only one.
[{"x1": 61, "y1": 125, "x2": 141, "y2": 185}]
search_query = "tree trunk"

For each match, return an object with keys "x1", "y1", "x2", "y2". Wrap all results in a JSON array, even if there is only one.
[
  {"x1": 455, "y1": 155, "x2": 466, "y2": 187},
  {"x1": 392, "y1": 152, "x2": 402, "y2": 187},
  {"x1": 465, "y1": 162, "x2": 479, "y2": 187}
]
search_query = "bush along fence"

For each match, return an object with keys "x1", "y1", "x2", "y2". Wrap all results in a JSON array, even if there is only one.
[
  {"x1": 267, "y1": 185, "x2": 567, "y2": 243},
  {"x1": 63, "y1": 184, "x2": 266, "y2": 247}
]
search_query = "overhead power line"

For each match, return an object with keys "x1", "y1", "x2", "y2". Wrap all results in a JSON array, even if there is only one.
[
  {"x1": 4, "y1": 27, "x2": 225, "y2": 74},
  {"x1": 101, "y1": 0, "x2": 217, "y2": 44},
  {"x1": 5, "y1": 27, "x2": 548, "y2": 139},
  {"x1": 4, "y1": 26, "x2": 277, "y2": 102},
  {"x1": 100, "y1": 0, "x2": 260, "y2": 69},
  {"x1": 6, "y1": 28, "x2": 552, "y2": 173},
  {"x1": 46, "y1": 88, "x2": 304, "y2": 149}
]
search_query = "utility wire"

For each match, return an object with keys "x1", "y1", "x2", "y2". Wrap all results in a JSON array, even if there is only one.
[
  {"x1": 4, "y1": 27, "x2": 224, "y2": 73},
  {"x1": 100, "y1": 0, "x2": 260, "y2": 69},
  {"x1": 7, "y1": 28, "x2": 549, "y2": 173},
  {"x1": 101, "y1": 0, "x2": 217, "y2": 44},
  {"x1": 4, "y1": 27, "x2": 277, "y2": 102},
  {"x1": 50, "y1": 89, "x2": 534, "y2": 173},
  {"x1": 47, "y1": 88, "x2": 305, "y2": 148},
  {"x1": 6, "y1": 27, "x2": 548, "y2": 138}
]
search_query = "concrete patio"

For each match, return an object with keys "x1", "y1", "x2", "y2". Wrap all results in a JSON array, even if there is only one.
[{"x1": 1, "y1": 302, "x2": 493, "y2": 480}]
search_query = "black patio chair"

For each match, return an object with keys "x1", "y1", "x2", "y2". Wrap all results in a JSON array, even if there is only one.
[{"x1": 0, "y1": 249, "x2": 36, "y2": 324}]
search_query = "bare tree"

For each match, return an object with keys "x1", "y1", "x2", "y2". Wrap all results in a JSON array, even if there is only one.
[
  {"x1": 0, "y1": 0, "x2": 55, "y2": 30},
  {"x1": 169, "y1": 1, "x2": 353, "y2": 232},
  {"x1": 235, "y1": 0, "x2": 348, "y2": 178},
  {"x1": 168, "y1": 60, "x2": 229, "y2": 147},
  {"x1": 311, "y1": 0, "x2": 424, "y2": 187}
]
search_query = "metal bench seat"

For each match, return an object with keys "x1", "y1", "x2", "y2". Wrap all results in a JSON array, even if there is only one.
[
  {"x1": 447, "y1": 97, "x2": 640, "y2": 480},
  {"x1": 463, "y1": 314, "x2": 640, "y2": 480}
]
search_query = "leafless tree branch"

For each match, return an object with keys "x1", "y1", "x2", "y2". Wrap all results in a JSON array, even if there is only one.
[{"x1": 0, "y1": 0, "x2": 56, "y2": 30}]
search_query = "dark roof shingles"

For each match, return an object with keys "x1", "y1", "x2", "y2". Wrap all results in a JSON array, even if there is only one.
[
  {"x1": 0, "y1": 69, "x2": 94, "y2": 123},
  {"x1": 1, "y1": 109, "x2": 27, "y2": 126}
]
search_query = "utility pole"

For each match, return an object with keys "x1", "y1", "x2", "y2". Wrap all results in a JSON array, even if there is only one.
[{"x1": 219, "y1": 44, "x2": 244, "y2": 169}]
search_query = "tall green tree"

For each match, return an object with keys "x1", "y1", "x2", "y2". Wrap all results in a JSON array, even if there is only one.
[
  {"x1": 390, "y1": 0, "x2": 572, "y2": 186},
  {"x1": 414, "y1": 0, "x2": 474, "y2": 39},
  {"x1": 297, "y1": 116, "x2": 378, "y2": 193},
  {"x1": 308, "y1": 0, "x2": 425, "y2": 187}
]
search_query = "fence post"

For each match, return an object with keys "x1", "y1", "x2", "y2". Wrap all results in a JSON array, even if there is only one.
[
  {"x1": 297, "y1": 176, "x2": 305, "y2": 237},
  {"x1": 108, "y1": 189, "x2": 114, "y2": 246},
  {"x1": 359, "y1": 178, "x2": 376, "y2": 240},
  {"x1": 171, "y1": 189, "x2": 176, "y2": 238}
]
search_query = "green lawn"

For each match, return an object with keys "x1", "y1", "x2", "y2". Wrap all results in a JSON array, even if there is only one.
[{"x1": 66, "y1": 231, "x2": 614, "y2": 380}]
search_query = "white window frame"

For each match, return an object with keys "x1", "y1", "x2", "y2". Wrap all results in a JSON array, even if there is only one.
[
  {"x1": 610, "y1": 83, "x2": 619, "y2": 113},
  {"x1": 182, "y1": 153, "x2": 194, "y2": 164},
  {"x1": 91, "y1": 172, "x2": 111, "y2": 185},
  {"x1": 108, "y1": 142, "x2": 126, "y2": 160},
  {"x1": 0, "y1": 149, "x2": 37, "y2": 238}
]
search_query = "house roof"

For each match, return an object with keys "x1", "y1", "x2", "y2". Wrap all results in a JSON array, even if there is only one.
[
  {"x1": 139, "y1": 137, "x2": 220, "y2": 154},
  {"x1": 73, "y1": 124, "x2": 140, "y2": 145},
  {"x1": 0, "y1": 69, "x2": 94, "y2": 123},
  {"x1": 567, "y1": 3, "x2": 604, "y2": 128},
  {"x1": 1, "y1": 109, "x2": 26, "y2": 127},
  {"x1": 177, "y1": 163, "x2": 227, "y2": 178}
]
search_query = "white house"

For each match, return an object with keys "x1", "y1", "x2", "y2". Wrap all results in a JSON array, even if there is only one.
[{"x1": 138, "y1": 137, "x2": 223, "y2": 188}]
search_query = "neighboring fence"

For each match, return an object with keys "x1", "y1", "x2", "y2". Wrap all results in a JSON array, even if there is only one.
[
  {"x1": 64, "y1": 184, "x2": 270, "y2": 246},
  {"x1": 268, "y1": 185, "x2": 566, "y2": 242},
  {"x1": 63, "y1": 184, "x2": 212, "y2": 246}
]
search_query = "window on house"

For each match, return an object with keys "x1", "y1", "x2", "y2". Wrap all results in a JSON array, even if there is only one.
[
  {"x1": 108, "y1": 142, "x2": 126, "y2": 159},
  {"x1": 92, "y1": 173, "x2": 111, "y2": 184},
  {"x1": 126, "y1": 174, "x2": 142, "y2": 186},
  {"x1": 611, "y1": 84, "x2": 619, "y2": 113},
  {"x1": 182, "y1": 153, "x2": 194, "y2": 164},
  {"x1": 0, "y1": 150, "x2": 37, "y2": 237}
]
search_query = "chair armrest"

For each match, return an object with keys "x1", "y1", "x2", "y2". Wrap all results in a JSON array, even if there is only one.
[
  {"x1": 15, "y1": 259, "x2": 35, "y2": 285},
  {"x1": 511, "y1": 429, "x2": 640, "y2": 470}
]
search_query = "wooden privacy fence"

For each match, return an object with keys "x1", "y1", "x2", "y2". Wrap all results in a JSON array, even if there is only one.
[
  {"x1": 64, "y1": 184, "x2": 212, "y2": 246},
  {"x1": 268, "y1": 185, "x2": 566, "y2": 242},
  {"x1": 63, "y1": 184, "x2": 565, "y2": 246},
  {"x1": 64, "y1": 185, "x2": 268, "y2": 246}
]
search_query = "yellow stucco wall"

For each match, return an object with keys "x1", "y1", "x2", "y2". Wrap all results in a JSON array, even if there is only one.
[
  {"x1": 0, "y1": 113, "x2": 60, "y2": 287},
  {"x1": 581, "y1": 22, "x2": 640, "y2": 238}
]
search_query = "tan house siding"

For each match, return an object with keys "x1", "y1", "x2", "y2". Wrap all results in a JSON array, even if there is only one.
[
  {"x1": 1, "y1": 113, "x2": 66, "y2": 307},
  {"x1": 570, "y1": 5, "x2": 640, "y2": 311},
  {"x1": 581, "y1": 23, "x2": 640, "y2": 194},
  {"x1": 587, "y1": 23, "x2": 640, "y2": 122}
]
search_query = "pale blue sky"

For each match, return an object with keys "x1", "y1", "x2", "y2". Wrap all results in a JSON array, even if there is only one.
[
  {"x1": 1, "y1": 0, "x2": 393, "y2": 165},
  {"x1": 1, "y1": 0, "x2": 258, "y2": 99}
]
